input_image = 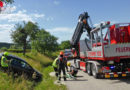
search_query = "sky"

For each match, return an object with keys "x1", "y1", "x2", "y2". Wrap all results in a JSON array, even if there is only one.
[{"x1": 0, "y1": 0, "x2": 130, "y2": 43}]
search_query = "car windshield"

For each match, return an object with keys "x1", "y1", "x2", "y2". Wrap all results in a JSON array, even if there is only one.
[
  {"x1": 10, "y1": 57, "x2": 32, "y2": 70},
  {"x1": 20, "y1": 61, "x2": 32, "y2": 69}
]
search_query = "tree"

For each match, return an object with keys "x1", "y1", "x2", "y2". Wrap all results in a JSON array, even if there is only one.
[
  {"x1": 1, "y1": 0, "x2": 14, "y2": 4},
  {"x1": 9, "y1": 44, "x2": 21, "y2": 49},
  {"x1": 32, "y1": 29, "x2": 58, "y2": 54},
  {"x1": 59, "y1": 40, "x2": 71, "y2": 50},
  {"x1": 11, "y1": 21, "x2": 39, "y2": 55},
  {"x1": 24, "y1": 22, "x2": 39, "y2": 40}
]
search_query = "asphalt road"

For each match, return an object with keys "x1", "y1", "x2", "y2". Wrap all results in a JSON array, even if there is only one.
[{"x1": 64, "y1": 60, "x2": 130, "y2": 90}]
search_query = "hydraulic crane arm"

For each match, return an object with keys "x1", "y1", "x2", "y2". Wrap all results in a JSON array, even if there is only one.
[{"x1": 70, "y1": 12, "x2": 92, "y2": 47}]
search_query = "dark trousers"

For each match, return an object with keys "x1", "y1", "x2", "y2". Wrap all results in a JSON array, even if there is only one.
[
  {"x1": 58, "y1": 66, "x2": 66, "y2": 81},
  {"x1": 72, "y1": 70, "x2": 78, "y2": 76},
  {"x1": 53, "y1": 67, "x2": 58, "y2": 77}
]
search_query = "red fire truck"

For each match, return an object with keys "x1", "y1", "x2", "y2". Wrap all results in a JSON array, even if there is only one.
[{"x1": 70, "y1": 12, "x2": 130, "y2": 78}]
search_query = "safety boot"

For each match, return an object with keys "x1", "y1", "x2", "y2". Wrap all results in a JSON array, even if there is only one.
[
  {"x1": 56, "y1": 73, "x2": 58, "y2": 77},
  {"x1": 58, "y1": 75, "x2": 61, "y2": 81},
  {"x1": 64, "y1": 76, "x2": 66, "y2": 81}
]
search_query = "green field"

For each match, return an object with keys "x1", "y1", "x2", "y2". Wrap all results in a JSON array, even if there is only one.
[{"x1": 0, "y1": 52, "x2": 66, "y2": 90}]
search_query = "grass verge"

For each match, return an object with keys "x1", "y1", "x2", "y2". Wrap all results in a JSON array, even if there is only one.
[{"x1": 0, "y1": 52, "x2": 67, "y2": 90}]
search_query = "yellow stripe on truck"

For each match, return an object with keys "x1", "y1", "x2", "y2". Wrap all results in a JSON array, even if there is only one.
[
  {"x1": 114, "y1": 74, "x2": 118, "y2": 78},
  {"x1": 105, "y1": 74, "x2": 110, "y2": 78},
  {"x1": 122, "y1": 74, "x2": 126, "y2": 77}
]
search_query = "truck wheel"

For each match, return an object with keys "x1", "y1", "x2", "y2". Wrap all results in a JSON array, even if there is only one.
[
  {"x1": 87, "y1": 63, "x2": 92, "y2": 76},
  {"x1": 92, "y1": 64, "x2": 99, "y2": 79}
]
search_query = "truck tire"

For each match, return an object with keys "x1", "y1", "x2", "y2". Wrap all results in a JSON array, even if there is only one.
[
  {"x1": 91, "y1": 64, "x2": 99, "y2": 79},
  {"x1": 87, "y1": 63, "x2": 92, "y2": 76}
]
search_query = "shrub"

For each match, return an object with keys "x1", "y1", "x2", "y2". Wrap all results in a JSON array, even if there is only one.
[
  {"x1": 1, "y1": 47, "x2": 7, "y2": 51},
  {"x1": 7, "y1": 49, "x2": 31, "y2": 53}
]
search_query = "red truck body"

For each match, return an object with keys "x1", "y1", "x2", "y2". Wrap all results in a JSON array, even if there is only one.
[{"x1": 73, "y1": 21, "x2": 130, "y2": 78}]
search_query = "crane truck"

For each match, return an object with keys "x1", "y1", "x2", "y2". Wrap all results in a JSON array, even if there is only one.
[{"x1": 70, "y1": 12, "x2": 130, "y2": 78}]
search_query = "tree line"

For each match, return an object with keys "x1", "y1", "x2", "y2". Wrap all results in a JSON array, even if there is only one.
[{"x1": 11, "y1": 21, "x2": 71, "y2": 55}]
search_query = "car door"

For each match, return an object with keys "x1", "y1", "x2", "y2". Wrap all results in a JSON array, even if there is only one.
[
  {"x1": 20, "y1": 60, "x2": 33, "y2": 74},
  {"x1": 10, "y1": 57, "x2": 24, "y2": 72},
  {"x1": 7, "y1": 56, "x2": 33, "y2": 75}
]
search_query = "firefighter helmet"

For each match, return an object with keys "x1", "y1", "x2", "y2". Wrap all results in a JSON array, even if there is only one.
[
  {"x1": 4, "y1": 52, "x2": 9, "y2": 56},
  {"x1": 60, "y1": 51, "x2": 64, "y2": 55},
  {"x1": 67, "y1": 62, "x2": 71, "y2": 66}
]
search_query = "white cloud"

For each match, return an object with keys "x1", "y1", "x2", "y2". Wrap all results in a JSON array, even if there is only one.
[
  {"x1": 0, "y1": 24, "x2": 14, "y2": 31},
  {"x1": 54, "y1": 1, "x2": 60, "y2": 5},
  {"x1": 0, "y1": 24, "x2": 15, "y2": 43},
  {"x1": 47, "y1": 27, "x2": 74, "y2": 43},
  {"x1": 1, "y1": 5, "x2": 16, "y2": 14},
  {"x1": 0, "y1": 5, "x2": 46, "y2": 43},
  {"x1": 47, "y1": 27, "x2": 74, "y2": 33},
  {"x1": 0, "y1": 6, "x2": 45, "y2": 23},
  {"x1": 46, "y1": 17, "x2": 54, "y2": 21},
  {"x1": 0, "y1": 10, "x2": 33, "y2": 22},
  {"x1": 33, "y1": 14, "x2": 45, "y2": 18},
  {"x1": 0, "y1": 30, "x2": 12, "y2": 43}
]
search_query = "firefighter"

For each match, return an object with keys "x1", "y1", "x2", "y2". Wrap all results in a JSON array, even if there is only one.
[
  {"x1": 58, "y1": 51, "x2": 67, "y2": 81},
  {"x1": 67, "y1": 62, "x2": 78, "y2": 77},
  {"x1": 1, "y1": 52, "x2": 10, "y2": 72},
  {"x1": 52, "y1": 57, "x2": 59, "y2": 77}
]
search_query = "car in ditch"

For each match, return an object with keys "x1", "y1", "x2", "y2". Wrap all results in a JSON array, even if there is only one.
[{"x1": 0, "y1": 53, "x2": 42, "y2": 81}]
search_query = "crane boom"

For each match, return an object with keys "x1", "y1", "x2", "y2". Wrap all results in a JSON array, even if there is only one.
[{"x1": 70, "y1": 12, "x2": 92, "y2": 47}]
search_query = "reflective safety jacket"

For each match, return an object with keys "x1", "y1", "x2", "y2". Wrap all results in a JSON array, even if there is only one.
[
  {"x1": 1, "y1": 56, "x2": 8, "y2": 67},
  {"x1": 52, "y1": 57, "x2": 58, "y2": 68}
]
